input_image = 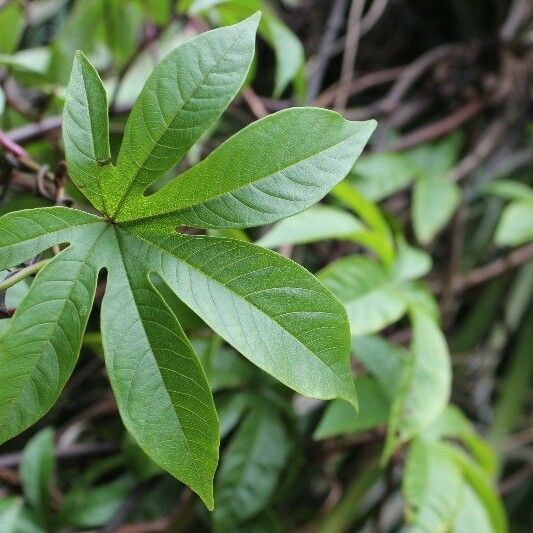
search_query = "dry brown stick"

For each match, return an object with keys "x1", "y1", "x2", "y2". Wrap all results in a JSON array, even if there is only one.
[
  {"x1": 499, "y1": 464, "x2": 533, "y2": 495},
  {"x1": 387, "y1": 99, "x2": 487, "y2": 151},
  {"x1": 315, "y1": 66, "x2": 403, "y2": 107},
  {"x1": 310, "y1": 0, "x2": 390, "y2": 68},
  {"x1": 428, "y1": 243, "x2": 533, "y2": 295},
  {"x1": 242, "y1": 87, "x2": 269, "y2": 119},
  {"x1": 307, "y1": 0, "x2": 349, "y2": 101},
  {"x1": 0, "y1": 441, "x2": 120, "y2": 469},
  {"x1": 5, "y1": 103, "x2": 133, "y2": 146},
  {"x1": 382, "y1": 44, "x2": 457, "y2": 113},
  {"x1": 451, "y1": 243, "x2": 533, "y2": 293},
  {"x1": 500, "y1": 0, "x2": 533, "y2": 41},
  {"x1": 447, "y1": 111, "x2": 519, "y2": 183},
  {"x1": 334, "y1": 0, "x2": 366, "y2": 110},
  {"x1": 361, "y1": 0, "x2": 389, "y2": 34},
  {"x1": 5, "y1": 116, "x2": 62, "y2": 144}
]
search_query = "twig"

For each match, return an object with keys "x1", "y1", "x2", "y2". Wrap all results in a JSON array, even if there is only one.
[
  {"x1": 242, "y1": 87, "x2": 269, "y2": 119},
  {"x1": 101, "y1": 478, "x2": 158, "y2": 533},
  {"x1": 5, "y1": 116, "x2": 62, "y2": 144},
  {"x1": 381, "y1": 44, "x2": 457, "y2": 113},
  {"x1": 0, "y1": 441, "x2": 120, "y2": 469},
  {"x1": 315, "y1": 66, "x2": 403, "y2": 108},
  {"x1": 360, "y1": 0, "x2": 389, "y2": 35},
  {"x1": 0, "y1": 130, "x2": 27, "y2": 158},
  {"x1": 447, "y1": 111, "x2": 519, "y2": 183},
  {"x1": 430, "y1": 243, "x2": 533, "y2": 294},
  {"x1": 386, "y1": 99, "x2": 487, "y2": 151},
  {"x1": 308, "y1": 0, "x2": 390, "y2": 71},
  {"x1": 500, "y1": 0, "x2": 533, "y2": 42},
  {"x1": 334, "y1": 0, "x2": 366, "y2": 110},
  {"x1": 499, "y1": 464, "x2": 533, "y2": 495},
  {"x1": 307, "y1": 0, "x2": 349, "y2": 101},
  {"x1": 5, "y1": 103, "x2": 133, "y2": 145}
]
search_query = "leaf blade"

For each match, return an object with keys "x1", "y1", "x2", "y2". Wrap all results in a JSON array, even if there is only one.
[
  {"x1": 101, "y1": 229, "x2": 219, "y2": 509},
  {"x1": 110, "y1": 14, "x2": 260, "y2": 216},
  {"x1": 0, "y1": 207, "x2": 101, "y2": 271},
  {"x1": 0, "y1": 227, "x2": 104, "y2": 444},
  {"x1": 117, "y1": 109, "x2": 376, "y2": 228},
  {"x1": 128, "y1": 230, "x2": 357, "y2": 409},
  {"x1": 63, "y1": 51, "x2": 112, "y2": 212}
]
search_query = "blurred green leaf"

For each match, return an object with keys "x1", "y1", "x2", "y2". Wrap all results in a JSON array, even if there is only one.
[
  {"x1": 314, "y1": 375, "x2": 389, "y2": 439},
  {"x1": 20, "y1": 428, "x2": 55, "y2": 525},
  {"x1": 59, "y1": 475, "x2": 136, "y2": 528},
  {"x1": 404, "y1": 439, "x2": 464, "y2": 531},
  {"x1": 494, "y1": 201, "x2": 533, "y2": 246},
  {"x1": 352, "y1": 334, "x2": 407, "y2": 395},
  {"x1": 453, "y1": 485, "x2": 492, "y2": 533},
  {"x1": 214, "y1": 403, "x2": 290, "y2": 530},
  {"x1": 384, "y1": 310, "x2": 451, "y2": 460},
  {"x1": 332, "y1": 181, "x2": 395, "y2": 265},
  {"x1": 0, "y1": 497, "x2": 23, "y2": 533},
  {"x1": 257, "y1": 205, "x2": 364, "y2": 248},
  {"x1": 392, "y1": 238, "x2": 432, "y2": 281},
  {"x1": 0, "y1": 1, "x2": 24, "y2": 53},
  {"x1": 413, "y1": 174, "x2": 460, "y2": 244},
  {"x1": 444, "y1": 443, "x2": 508, "y2": 533},
  {"x1": 484, "y1": 180, "x2": 533, "y2": 205},
  {"x1": 319, "y1": 256, "x2": 407, "y2": 336},
  {"x1": 423, "y1": 406, "x2": 497, "y2": 477},
  {"x1": 348, "y1": 152, "x2": 415, "y2": 201}
]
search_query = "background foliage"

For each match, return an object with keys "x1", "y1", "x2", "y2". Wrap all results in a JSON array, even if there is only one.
[{"x1": 0, "y1": 0, "x2": 532, "y2": 531}]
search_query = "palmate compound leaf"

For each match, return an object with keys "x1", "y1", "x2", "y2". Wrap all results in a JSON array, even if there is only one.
[{"x1": 0, "y1": 14, "x2": 375, "y2": 508}]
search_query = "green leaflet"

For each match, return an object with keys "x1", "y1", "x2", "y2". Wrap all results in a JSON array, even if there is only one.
[
  {"x1": 116, "y1": 108, "x2": 376, "y2": 227},
  {"x1": 318, "y1": 256, "x2": 407, "y2": 336},
  {"x1": 383, "y1": 310, "x2": 451, "y2": 460},
  {"x1": 0, "y1": 15, "x2": 372, "y2": 508},
  {"x1": 257, "y1": 205, "x2": 365, "y2": 248},
  {"x1": 494, "y1": 201, "x2": 533, "y2": 246},
  {"x1": 109, "y1": 14, "x2": 261, "y2": 215},
  {"x1": 214, "y1": 403, "x2": 290, "y2": 529},
  {"x1": 100, "y1": 232, "x2": 219, "y2": 509},
  {"x1": 125, "y1": 228, "x2": 357, "y2": 408},
  {"x1": 63, "y1": 51, "x2": 113, "y2": 213},
  {"x1": 20, "y1": 428, "x2": 56, "y2": 526},
  {"x1": 0, "y1": 220, "x2": 102, "y2": 444},
  {"x1": 314, "y1": 375, "x2": 390, "y2": 440},
  {"x1": 403, "y1": 439, "x2": 464, "y2": 532}
]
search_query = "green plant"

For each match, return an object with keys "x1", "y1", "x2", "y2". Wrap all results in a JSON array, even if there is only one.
[{"x1": 0, "y1": 14, "x2": 376, "y2": 509}]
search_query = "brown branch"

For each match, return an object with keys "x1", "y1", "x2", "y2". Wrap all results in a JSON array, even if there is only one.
[
  {"x1": 0, "y1": 441, "x2": 120, "y2": 469},
  {"x1": 314, "y1": 66, "x2": 404, "y2": 108},
  {"x1": 429, "y1": 243, "x2": 533, "y2": 295},
  {"x1": 386, "y1": 99, "x2": 487, "y2": 151},
  {"x1": 452, "y1": 243, "x2": 533, "y2": 293},
  {"x1": 334, "y1": 0, "x2": 366, "y2": 110},
  {"x1": 500, "y1": 0, "x2": 533, "y2": 42},
  {"x1": 307, "y1": 0, "x2": 349, "y2": 101},
  {"x1": 242, "y1": 87, "x2": 268, "y2": 119},
  {"x1": 381, "y1": 44, "x2": 458, "y2": 113}
]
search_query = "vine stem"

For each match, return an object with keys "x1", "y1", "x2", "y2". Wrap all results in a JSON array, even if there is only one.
[{"x1": 0, "y1": 259, "x2": 50, "y2": 293}]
